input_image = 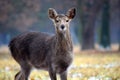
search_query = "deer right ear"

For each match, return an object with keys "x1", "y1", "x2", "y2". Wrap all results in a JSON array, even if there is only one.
[{"x1": 48, "y1": 8, "x2": 57, "y2": 19}]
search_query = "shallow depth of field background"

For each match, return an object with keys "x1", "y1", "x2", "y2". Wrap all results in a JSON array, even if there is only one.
[{"x1": 0, "y1": 0, "x2": 120, "y2": 80}]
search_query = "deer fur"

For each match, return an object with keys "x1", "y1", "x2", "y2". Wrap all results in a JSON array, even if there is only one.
[{"x1": 9, "y1": 8, "x2": 76, "y2": 80}]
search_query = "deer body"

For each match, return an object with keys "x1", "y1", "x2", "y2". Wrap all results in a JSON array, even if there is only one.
[{"x1": 9, "y1": 8, "x2": 76, "y2": 80}]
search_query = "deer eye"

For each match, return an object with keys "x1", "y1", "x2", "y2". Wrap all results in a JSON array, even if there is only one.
[
  {"x1": 66, "y1": 20, "x2": 69, "y2": 22},
  {"x1": 56, "y1": 20, "x2": 59, "y2": 23}
]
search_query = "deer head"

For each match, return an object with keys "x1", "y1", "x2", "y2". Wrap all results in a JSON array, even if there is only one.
[{"x1": 48, "y1": 8, "x2": 76, "y2": 36}]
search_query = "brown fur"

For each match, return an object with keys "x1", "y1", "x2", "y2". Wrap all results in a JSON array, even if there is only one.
[{"x1": 9, "y1": 8, "x2": 76, "y2": 80}]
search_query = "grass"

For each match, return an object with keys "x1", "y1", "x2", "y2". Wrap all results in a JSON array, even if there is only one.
[{"x1": 0, "y1": 46, "x2": 120, "y2": 80}]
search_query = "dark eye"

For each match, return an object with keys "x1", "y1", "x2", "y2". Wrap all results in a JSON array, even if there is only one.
[
  {"x1": 66, "y1": 20, "x2": 69, "y2": 22},
  {"x1": 56, "y1": 20, "x2": 59, "y2": 22}
]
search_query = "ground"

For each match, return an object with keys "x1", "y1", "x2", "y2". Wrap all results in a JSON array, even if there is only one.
[{"x1": 0, "y1": 46, "x2": 120, "y2": 80}]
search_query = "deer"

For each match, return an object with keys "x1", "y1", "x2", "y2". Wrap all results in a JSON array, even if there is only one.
[{"x1": 9, "y1": 8, "x2": 76, "y2": 80}]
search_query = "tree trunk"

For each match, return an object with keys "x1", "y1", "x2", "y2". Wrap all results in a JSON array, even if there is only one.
[
  {"x1": 81, "y1": 14, "x2": 96, "y2": 50},
  {"x1": 100, "y1": 0, "x2": 110, "y2": 49},
  {"x1": 118, "y1": 29, "x2": 120, "y2": 51},
  {"x1": 78, "y1": 0, "x2": 103, "y2": 50},
  {"x1": 118, "y1": 0, "x2": 120, "y2": 51}
]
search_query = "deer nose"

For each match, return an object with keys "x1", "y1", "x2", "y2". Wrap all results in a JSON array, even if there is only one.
[{"x1": 61, "y1": 25, "x2": 65, "y2": 30}]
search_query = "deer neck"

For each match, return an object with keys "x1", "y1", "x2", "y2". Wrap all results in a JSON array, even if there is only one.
[{"x1": 55, "y1": 30, "x2": 73, "y2": 51}]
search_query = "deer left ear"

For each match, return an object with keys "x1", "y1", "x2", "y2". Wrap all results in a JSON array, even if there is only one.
[{"x1": 66, "y1": 8, "x2": 76, "y2": 19}]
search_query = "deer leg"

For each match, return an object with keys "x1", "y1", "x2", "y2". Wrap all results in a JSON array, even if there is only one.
[
  {"x1": 48, "y1": 66, "x2": 57, "y2": 80},
  {"x1": 60, "y1": 71, "x2": 67, "y2": 80},
  {"x1": 49, "y1": 71, "x2": 57, "y2": 80},
  {"x1": 15, "y1": 71, "x2": 22, "y2": 80},
  {"x1": 21, "y1": 64, "x2": 31, "y2": 80},
  {"x1": 15, "y1": 71, "x2": 25, "y2": 80},
  {"x1": 15, "y1": 63, "x2": 31, "y2": 80}
]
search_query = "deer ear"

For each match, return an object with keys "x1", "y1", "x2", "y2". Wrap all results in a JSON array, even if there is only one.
[
  {"x1": 66, "y1": 8, "x2": 76, "y2": 19},
  {"x1": 48, "y1": 8, "x2": 57, "y2": 19}
]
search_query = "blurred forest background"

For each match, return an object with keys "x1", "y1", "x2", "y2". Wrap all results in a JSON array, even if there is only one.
[
  {"x1": 0, "y1": 0, "x2": 120, "y2": 51},
  {"x1": 0, "y1": 0, "x2": 120, "y2": 80}
]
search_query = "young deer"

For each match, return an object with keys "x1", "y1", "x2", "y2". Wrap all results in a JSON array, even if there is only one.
[{"x1": 9, "y1": 8, "x2": 76, "y2": 80}]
